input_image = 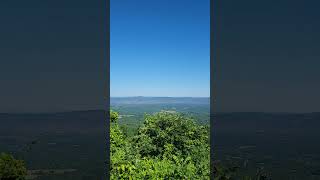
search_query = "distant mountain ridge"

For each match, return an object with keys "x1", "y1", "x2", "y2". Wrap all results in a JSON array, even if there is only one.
[{"x1": 110, "y1": 97, "x2": 210, "y2": 105}]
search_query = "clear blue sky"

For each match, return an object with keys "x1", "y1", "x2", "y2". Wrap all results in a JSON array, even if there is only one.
[{"x1": 110, "y1": 0, "x2": 210, "y2": 97}]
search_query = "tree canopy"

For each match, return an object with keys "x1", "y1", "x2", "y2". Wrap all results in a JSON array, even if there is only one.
[
  {"x1": 110, "y1": 111, "x2": 210, "y2": 179},
  {"x1": 0, "y1": 153, "x2": 27, "y2": 180}
]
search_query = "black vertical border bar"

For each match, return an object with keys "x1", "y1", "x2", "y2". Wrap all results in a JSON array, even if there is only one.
[
  {"x1": 210, "y1": 0, "x2": 215, "y2": 178},
  {"x1": 105, "y1": 0, "x2": 110, "y2": 179}
]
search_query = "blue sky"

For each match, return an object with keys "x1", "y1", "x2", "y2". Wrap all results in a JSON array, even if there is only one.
[{"x1": 110, "y1": 0, "x2": 210, "y2": 97}]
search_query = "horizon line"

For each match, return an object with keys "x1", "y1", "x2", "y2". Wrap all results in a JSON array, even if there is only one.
[
  {"x1": 110, "y1": 96, "x2": 210, "y2": 98},
  {"x1": 2, "y1": 110, "x2": 320, "y2": 114}
]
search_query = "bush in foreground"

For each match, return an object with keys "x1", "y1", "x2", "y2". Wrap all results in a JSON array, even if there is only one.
[
  {"x1": 0, "y1": 153, "x2": 27, "y2": 180},
  {"x1": 110, "y1": 111, "x2": 210, "y2": 179}
]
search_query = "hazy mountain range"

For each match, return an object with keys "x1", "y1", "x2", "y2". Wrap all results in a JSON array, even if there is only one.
[{"x1": 110, "y1": 96, "x2": 210, "y2": 105}]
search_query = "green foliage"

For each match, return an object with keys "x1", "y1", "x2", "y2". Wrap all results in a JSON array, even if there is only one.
[
  {"x1": 110, "y1": 111, "x2": 210, "y2": 179},
  {"x1": 0, "y1": 153, "x2": 27, "y2": 180},
  {"x1": 110, "y1": 110, "x2": 119, "y2": 123}
]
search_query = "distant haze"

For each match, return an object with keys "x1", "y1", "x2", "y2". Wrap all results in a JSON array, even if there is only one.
[{"x1": 111, "y1": 97, "x2": 210, "y2": 105}]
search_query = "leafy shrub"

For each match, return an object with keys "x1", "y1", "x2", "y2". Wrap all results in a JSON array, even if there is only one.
[
  {"x1": 110, "y1": 111, "x2": 210, "y2": 179},
  {"x1": 0, "y1": 153, "x2": 27, "y2": 180}
]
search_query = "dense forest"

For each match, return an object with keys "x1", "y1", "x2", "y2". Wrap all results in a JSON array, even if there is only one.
[{"x1": 0, "y1": 109, "x2": 284, "y2": 179}]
